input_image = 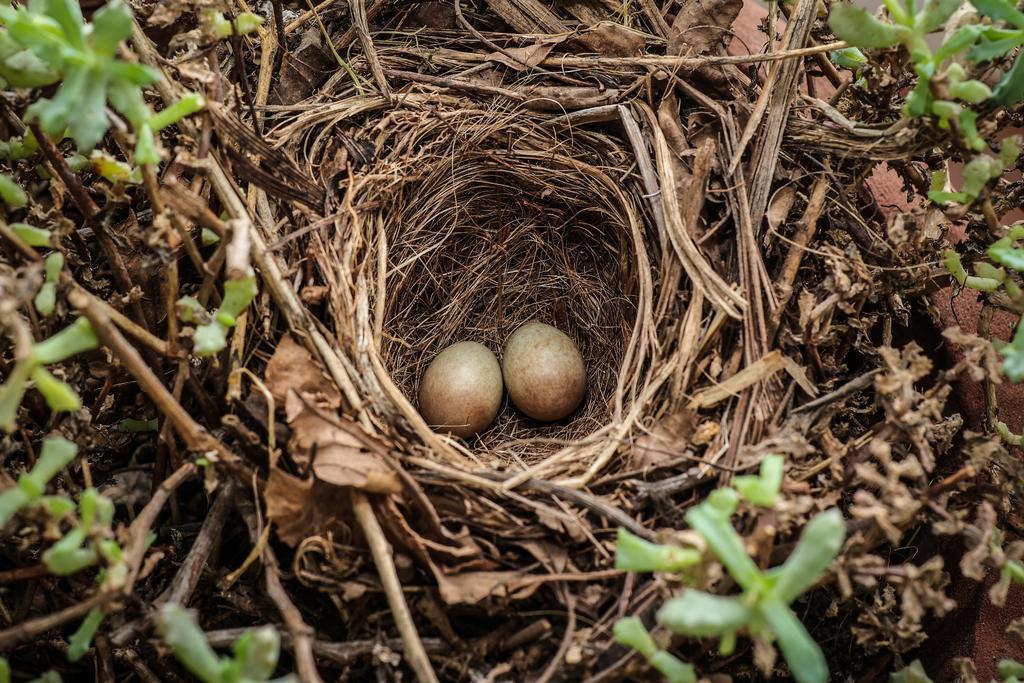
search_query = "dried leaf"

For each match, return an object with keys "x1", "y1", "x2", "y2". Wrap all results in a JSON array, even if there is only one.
[
  {"x1": 568, "y1": 22, "x2": 647, "y2": 57},
  {"x1": 486, "y1": 42, "x2": 556, "y2": 71},
  {"x1": 287, "y1": 392, "x2": 400, "y2": 494},
  {"x1": 265, "y1": 469, "x2": 351, "y2": 547},
  {"x1": 632, "y1": 409, "x2": 697, "y2": 468},
  {"x1": 265, "y1": 334, "x2": 341, "y2": 407},
  {"x1": 668, "y1": 0, "x2": 743, "y2": 55},
  {"x1": 766, "y1": 186, "x2": 797, "y2": 234}
]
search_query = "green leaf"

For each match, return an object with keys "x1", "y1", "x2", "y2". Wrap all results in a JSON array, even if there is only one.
[
  {"x1": 890, "y1": 660, "x2": 934, "y2": 683},
  {"x1": 969, "y1": 31, "x2": 1024, "y2": 61},
  {"x1": 42, "y1": 527, "x2": 97, "y2": 574},
  {"x1": 0, "y1": 360, "x2": 32, "y2": 432},
  {"x1": 615, "y1": 528, "x2": 701, "y2": 573},
  {"x1": 949, "y1": 79, "x2": 992, "y2": 103},
  {"x1": 150, "y1": 92, "x2": 206, "y2": 132},
  {"x1": 958, "y1": 108, "x2": 987, "y2": 152},
  {"x1": 235, "y1": 626, "x2": 282, "y2": 680},
  {"x1": 920, "y1": 0, "x2": 963, "y2": 33},
  {"x1": 657, "y1": 591, "x2": 753, "y2": 637},
  {"x1": 155, "y1": 604, "x2": 227, "y2": 683},
  {"x1": 193, "y1": 321, "x2": 228, "y2": 357},
  {"x1": 828, "y1": 4, "x2": 907, "y2": 48},
  {"x1": 989, "y1": 243, "x2": 1024, "y2": 272},
  {"x1": 0, "y1": 173, "x2": 27, "y2": 207},
  {"x1": 9, "y1": 222, "x2": 52, "y2": 247},
  {"x1": 32, "y1": 317, "x2": 99, "y2": 364},
  {"x1": 686, "y1": 495, "x2": 762, "y2": 591},
  {"x1": 89, "y1": 0, "x2": 132, "y2": 56},
  {"x1": 648, "y1": 651, "x2": 697, "y2": 683},
  {"x1": 757, "y1": 598, "x2": 829, "y2": 683},
  {"x1": 613, "y1": 617, "x2": 658, "y2": 657},
  {"x1": 67, "y1": 607, "x2": 104, "y2": 662},
  {"x1": 1000, "y1": 660, "x2": 1024, "y2": 679},
  {"x1": 732, "y1": 454, "x2": 784, "y2": 508},
  {"x1": 20, "y1": 435, "x2": 76, "y2": 497},
  {"x1": 34, "y1": 282, "x2": 56, "y2": 316},
  {"x1": 767, "y1": 509, "x2": 846, "y2": 603},
  {"x1": 43, "y1": 0, "x2": 85, "y2": 49},
  {"x1": 0, "y1": 656, "x2": 9, "y2": 683},
  {"x1": 970, "y1": 0, "x2": 1024, "y2": 27},
  {"x1": 220, "y1": 269, "x2": 258, "y2": 318}
]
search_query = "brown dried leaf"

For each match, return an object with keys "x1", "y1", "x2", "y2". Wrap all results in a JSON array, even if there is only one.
[
  {"x1": 487, "y1": 42, "x2": 557, "y2": 71},
  {"x1": 632, "y1": 409, "x2": 698, "y2": 469},
  {"x1": 766, "y1": 186, "x2": 797, "y2": 234},
  {"x1": 265, "y1": 334, "x2": 340, "y2": 407},
  {"x1": 668, "y1": 0, "x2": 743, "y2": 55},
  {"x1": 287, "y1": 392, "x2": 400, "y2": 494},
  {"x1": 265, "y1": 469, "x2": 352, "y2": 547},
  {"x1": 270, "y1": 28, "x2": 337, "y2": 106},
  {"x1": 568, "y1": 22, "x2": 647, "y2": 57},
  {"x1": 434, "y1": 570, "x2": 540, "y2": 605}
]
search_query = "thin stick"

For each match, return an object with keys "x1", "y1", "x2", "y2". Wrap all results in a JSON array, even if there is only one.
[{"x1": 351, "y1": 491, "x2": 439, "y2": 683}]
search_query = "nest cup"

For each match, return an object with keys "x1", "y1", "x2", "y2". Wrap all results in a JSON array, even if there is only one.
[{"x1": 303, "y1": 99, "x2": 687, "y2": 481}]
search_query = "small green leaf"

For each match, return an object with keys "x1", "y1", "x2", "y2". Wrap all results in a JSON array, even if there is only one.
[
  {"x1": 657, "y1": 591, "x2": 752, "y2": 637},
  {"x1": 615, "y1": 528, "x2": 701, "y2": 573},
  {"x1": 32, "y1": 317, "x2": 99, "y2": 364},
  {"x1": 9, "y1": 223, "x2": 52, "y2": 247},
  {"x1": 686, "y1": 496, "x2": 762, "y2": 591},
  {"x1": 648, "y1": 651, "x2": 697, "y2": 683},
  {"x1": 890, "y1": 659, "x2": 935, "y2": 682},
  {"x1": 67, "y1": 607, "x2": 104, "y2": 662},
  {"x1": 920, "y1": 0, "x2": 963, "y2": 33},
  {"x1": 0, "y1": 173, "x2": 27, "y2": 207},
  {"x1": 733, "y1": 454, "x2": 784, "y2": 508},
  {"x1": 193, "y1": 321, "x2": 229, "y2": 357},
  {"x1": 613, "y1": 617, "x2": 658, "y2": 657},
  {"x1": 757, "y1": 598, "x2": 829, "y2": 683},
  {"x1": 767, "y1": 509, "x2": 846, "y2": 604},
  {"x1": 829, "y1": 4, "x2": 907, "y2": 48},
  {"x1": 970, "y1": 0, "x2": 1024, "y2": 28},
  {"x1": 89, "y1": 0, "x2": 132, "y2": 56},
  {"x1": 150, "y1": 92, "x2": 206, "y2": 132},
  {"x1": 0, "y1": 360, "x2": 32, "y2": 433},
  {"x1": 949, "y1": 79, "x2": 992, "y2": 103},
  {"x1": 1000, "y1": 660, "x2": 1024, "y2": 679},
  {"x1": 155, "y1": 604, "x2": 227, "y2": 683}
]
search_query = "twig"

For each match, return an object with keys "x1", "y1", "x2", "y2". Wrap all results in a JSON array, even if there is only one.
[
  {"x1": 69, "y1": 289, "x2": 247, "y2": 475},
  {"x1": 351, "y1": 491, "x2": 439, "y2": 683},
  {"x1": 792, "y1": 369, "x2": 880, "y2": 414},
  {"x1": 110, "y1": 480, "x2": 236, "y2": 646},
  {"x1": 203, "y1": 629, "x2": 447, "y2": 665},
  {"x1": 236, "y1": 498, "x2": 324, "y2": 683},
  {"x1": 29, "y1": 123, "x2": 100, "y2": 220}
]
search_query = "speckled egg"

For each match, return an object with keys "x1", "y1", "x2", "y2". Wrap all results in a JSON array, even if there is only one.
[
  {"x1": 502, "y1": 321, "x2": 586, "y2": 422},
  {"x1": 418, "y1": 341, "x2": 503, "y2": 438}
]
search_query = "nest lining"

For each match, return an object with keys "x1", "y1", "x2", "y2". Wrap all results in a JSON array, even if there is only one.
[{"x1": 283, "y1": 98, "x2": 691, "y2": 478}]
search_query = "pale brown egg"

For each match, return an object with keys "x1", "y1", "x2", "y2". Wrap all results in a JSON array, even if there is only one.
[
  {"x1": 502, "y1": 321, "x2": 586, "y2": 422},
  {"x1": 418, "y1": 341, "x2": 503, "y2": 438}
]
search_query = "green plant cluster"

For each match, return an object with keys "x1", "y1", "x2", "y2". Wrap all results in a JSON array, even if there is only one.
[
  {"x1": 0, "y1": 0, "x2": 203, "y2": 164},
  {"x1": 177, "y1": 269, "x2": 258, "y2": 356},
  {"x1": 0, "y1": 317, "x2": 99, "y2": 431},
  {"x1": 155, "y1": 604, "x2": 297, "y2": 683},
  {"x1": 0, "y1": 435, "x2": 126, "y2": 661},
  {"x1": 613, "y1": 455, "x2": 846, "y2": 683}
]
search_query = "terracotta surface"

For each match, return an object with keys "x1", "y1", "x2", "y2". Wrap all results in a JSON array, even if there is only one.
[{"x1": 725, "y1": 3, "x2": 1024, "y2": 677}]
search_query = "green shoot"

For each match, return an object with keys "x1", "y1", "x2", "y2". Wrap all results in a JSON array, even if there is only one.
[
  {"x1": 34, "y1": 251, "x2": 63, "y2": 316},
  {"x1": 0, "y1": 173, "x2": 27, "y2": 207},
  {"x1": 615, "y1": 487, "x2": 846, "y2": 683},
  {"x1": 613, "y1": 618, "x2": 695, "y2": 683},
  {"x1": 0, "y1": 435, "x2": 76, "y2": 527},
  {"x1": 0, "y1": 0, "x2": 205, "y2": 164},
  {"x1": 615, "y1": 528, "x2": 701, "y2": 573},
  {"x1": 90, "y1": 150, "x2": 140, "y2": 184},
  {"x1": 67, "y1": 606, "x2": 104, "y2": 662},
  {"x1": 202, "y1": 10, "x2": 265, "y2": 40},
  {"x1": 732, "y1": 454, "x2": 784, "y2": 508},
  {"x1": 177, "y1": 268, "x2": 257, "y2": 356},
  {"x1": 1001, "y1": 659, "x2": 1024, "y2": 683},
  {"x1": 0, "y1": 129, "x2": 39, "y2": 160},
  {"x1": 154, "y1": 604, "x2": 297, "y2": 683},
  {"x1": 0, "y1": 317, "x2": 99, "y2": 431},
  {"x1": 9, "y1": 222, "x2": 52, "y2": 247}
]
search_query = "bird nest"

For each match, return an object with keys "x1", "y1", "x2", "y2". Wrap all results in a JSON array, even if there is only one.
[{"x1": 281, "y1": 96, "x2": 709, "y2": 482}]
